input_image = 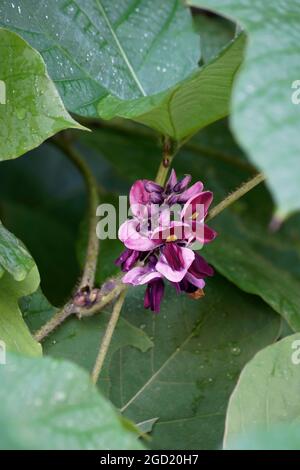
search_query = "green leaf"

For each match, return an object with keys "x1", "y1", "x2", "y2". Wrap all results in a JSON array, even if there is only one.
[
  {"x1": 22, "y1": 289, "x2": 153, "y2": 395},
  {"x1": 188, "y1": 0, "x2": 300, "y2": 217},
  {"x1": 0, "y1": 221, "x2": 34, "y2": 281},
  {"x1": 0, "y1": 0, "x2": 199, "y2": 116},
  {"x1": 98, "y1": 34, "x2": 245, "y2": 140},
  {"x1": 0, "y1": 353, "x2": 143, "y2": 450},
  {"x1": 224, "y1": 334, "x2": 300, "y2": 450},
  {"x1": 106, "y1": 278, "x2": 279, "y2": 450},
  {"x1": 193, "y1": 11, "x2": 235, "y2": 64},
  {"x1": 0, "y1": 28, "x2": 84, "y2": 161},
  {"x1": 0, "y1": 222, "x2": 41, "y2": 356},
  {"x1": 225, "y1": 424, "x2": 300, "y2": 450}
]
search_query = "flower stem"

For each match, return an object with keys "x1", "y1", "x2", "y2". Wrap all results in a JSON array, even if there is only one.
[
  {"x1": 34, "y1": 303, "x2": 73, "y2": 342},
  {"x1": 34, "y1": 137, "x2": 100, "y2": 342},
  {"x1": 155, "y1": 136, "x2": 177, "y2": 186},
  {"x1": 207, "y1": 172, "x2": 265, "y2": 221},
  {"x1": 53, "y1": 137, "x2": 100, "y2": 288},
  {"x1": 91, "y1": 289, "x2": 127, "y2": 384}
]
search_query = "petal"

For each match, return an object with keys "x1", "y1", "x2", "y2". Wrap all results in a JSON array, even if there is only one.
[
  {"x1": 165, "y1": 169, "x2": 177, "y2": 193},
  {"x1": 173, "y1": 174, "x2": 192, "y2": 193},
  {"x1": 181, "y1": 191, "x2": 213, "y2": 222},
  {"x1": 178, "y1": 181, "x2": 204, "y2": 203},
  {"x1": 115, "y1": 248, "x2": 140, "y2": 271},
  {"x1": 144, "y1": 279, "x2": 165, "y2": 313},
  {"x1": 118, "y1": 219, "x2": 158, "y2": 251},
  {"x1": 156, "y1": 245, "x2": 195, "y2": 282},
  {"x1": 144, "y1": 181, "x2": 164, "y2": 193},
  {"x1": 130, "y1": 180, "x2": 150, "y2": 217},
  {"x1": 189, "y1": 252, "x2": 214, "y2": 277},
  {"x1": 151, "y1": 221, "x2": 191, "y2": 243},
  {"x1": 123, "y1": 266, "x2": 162, "y2": 285},
  {"x1": 194, "y1": 224, "x2": 217, "y2": 244},
  {"x1": 185, "y1": 272, "x2": 206, "y2": 289}
]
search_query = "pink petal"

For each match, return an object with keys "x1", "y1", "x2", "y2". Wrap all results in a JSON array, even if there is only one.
[
  {"x1": 130, "y1": 180, "x2": 150, "y2": 218},
  {"x1": 123, "y1": 267, "x2": 163, "y2": 285},
  {"x1": 179, "y1": 181, "x2": 204, "y2": 202},
  {"x1": 181, "y1": 191, "x2": 213, "y2": 222},
  {"x1": 151, "y1": 221, "x2": 191, "y2": 243},
  {"x1": 195, "y1": 224, "x2": 217, "y2": 244},
  {"x1": 118, "y1": 219, "x2": 158, "y2": 251},
  {"x1": 185, "y1": 272, "x2": 206, "y2": 289},
  {"x1": 156, "y1": 245, "x2": 195, "y2": 282}
]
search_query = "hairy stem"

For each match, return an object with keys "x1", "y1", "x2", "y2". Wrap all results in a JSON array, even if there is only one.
[
  {"x1": 207, "y1": 172, "x2": 265, "y2": 221},
  {"x1": 34, "y1": 304, "x2": 73, "y2": 342},
  {"x1": 34, "y1": 137, "x2": 100, "y2": 342},
  {"x1": 91, "y1": 289, "x2": 127, "y2": 384},
  {"x1": 53, "y1": 138, "x2": 100, "y2": 288}
]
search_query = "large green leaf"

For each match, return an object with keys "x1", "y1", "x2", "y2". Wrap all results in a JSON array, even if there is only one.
[
  {"x1": 0, "y1": 28, "x2": 83, "y2": 161},
  {"x1": 0, "y1": 353, "x2": 143, "y2": 450},
  {"x1": 225, "y1": 424, "x2": 300, "y2": 450},
  {"x1": 0, "y1": 0, "x2": 199, "y2": 116},
  {"x1": 193, "y1": 11, "x2": 235, "y2": 64},
  {"x1": 107, "y1": 277, "x2": 279, "y2": 450},
  {"x1": 0, "y1": 221, "x2": 34, "y2": 281},
  {"x1": 224, "y1": 334, "x2": 300, "y2": 450},
  {"x1": 188, "y1": 0, "x2": 300, "y2": 217},
  {"x1": 0, "y1": 222, "x2": 41, "y2": 356},
  {"x1": 98, "y1": 34, "x2": 245, "y2": 140}
]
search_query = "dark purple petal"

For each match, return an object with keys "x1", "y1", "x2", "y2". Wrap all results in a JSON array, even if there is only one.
[
  {"x1": 156, "y1": 244, "x2": 195, "y2": 282},
  {"x1": 144, "y1": 181, "x2": 164, "y2": 193},
  {"x1": 166, "y1": 194, "x2": 181, "y2": 205},
  {"x1": 115, "y1": 248, "x2": 140, "y2": 271},
  {"x1": 189, "y1": 252, "x2": 214, "y2": 277},
  {"x1": 177, "y1": 278, "x2": 198, "y2": 293},
  {"x1": 125, "y1": 250, "x2": 141, "y2": 271},
  {"x1": 181, "y1": 191, "x2": 213, "y2": 221},
  {"x1": 163, "y1": 243, "x2": 184, "y2": 271},
  {"x1": 165, "y1": 169, "x2": 177, "y2": 194},
  {"x1": 149, "y1": 192, "x2": 164, "y2": 204},
  {"x1": 144, "y1": 278, "x2": 165, "y2": 313},
  {"x1": 173, "y1": 175, "x2": 192, "y2": 193}
]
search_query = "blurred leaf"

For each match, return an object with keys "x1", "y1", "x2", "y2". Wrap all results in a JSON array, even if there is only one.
[
  {"x1": 107, "y1": 277, "x2": 279, "y2": 450},
  {"x1": 226, "y1": 424, "x2": 300, "y2": 450},
  {"x1": 0, "y1": 353, "x2": 143, "y2": 450},
  {"x1": 193, "y1": 11, "x2": 235, "y2": 64},
  {"x1": 189, "y1": 0, "x2": 300, "y2": 217},
  {"x1": 0, "y1": 221, "x2": 34, "y2": 281},
  {"x1": 0, "y1": 0, "x2": 199, "y2": 116},
  {"x1": 0, "y1": 222, "x2": 41, "y2": 356},
  {"x1": 224, "y1": 334, "x2": 300, "y2": 450},
  {"x1": 0, "y1": 28, "x2": 83, "y2": 161},
  {"x1": 98, "y1": 34, "x2": 245, "y2": 140}
]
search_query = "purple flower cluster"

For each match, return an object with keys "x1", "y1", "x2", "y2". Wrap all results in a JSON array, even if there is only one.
[{"x1": 115, "y1": 170, "x2": 217, "y2": 312}]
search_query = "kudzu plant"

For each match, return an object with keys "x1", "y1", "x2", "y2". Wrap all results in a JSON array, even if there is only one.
[{"x1": 0, "y1": 0, "x2": 300, "y2": 451}]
